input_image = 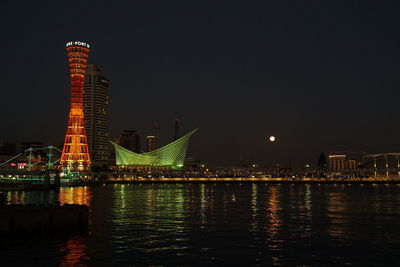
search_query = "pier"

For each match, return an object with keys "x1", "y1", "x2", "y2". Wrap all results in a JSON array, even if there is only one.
[{"x1": 0, "y1": 204, "x2": 88, "y2": 235}]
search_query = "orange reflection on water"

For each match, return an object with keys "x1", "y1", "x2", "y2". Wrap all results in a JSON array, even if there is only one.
[
  {"x1": 250, "y1": 183, "x2": 258, "y2": 231},
  {"x1": 199, "y1": 184, "x2": 206, "y2": 224},
  {"x1": 265, "y1": 186, "x2": 282, "y2": 250},
  {"x1": 327, "y1": 191, "x2": 347, "y2": 240},
  {"x1": 6, "y1": 191, "x2": 26, "y2": 204},
  {"x1": 59, "y1": 186, "x2": 92, "y2": 206},
  {"x1": 301, "y1": 184, "x2": 313, "y2": 238},
  {"x1": 59, "y1": 236, "x2": 88, "y2": 266}
]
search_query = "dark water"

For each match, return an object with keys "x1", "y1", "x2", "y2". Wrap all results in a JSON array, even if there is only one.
[{"x1": 2, "y1": 183, "x2": 400, "y2": 266}]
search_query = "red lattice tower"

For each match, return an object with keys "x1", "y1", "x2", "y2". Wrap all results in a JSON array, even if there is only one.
[{"x1": 60, "y1": 41, "x2": 91, "y2": 172}]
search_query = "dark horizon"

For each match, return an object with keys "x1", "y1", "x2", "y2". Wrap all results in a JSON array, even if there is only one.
[{"x1": 1, "y1": 1, "x2": 400, "y2": 166}]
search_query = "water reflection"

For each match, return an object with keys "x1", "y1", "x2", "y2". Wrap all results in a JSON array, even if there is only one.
[
  {"x1": 110, "y1": 184, "x2": 188, "y2": 259},
  {"x1": 57, "y1": 187, "x2": 92, "y2": 266},
  {"x1": 250, "y1": 183, "x2": 258, "y2": 231},
  {"x1": 59, "y1": 186, "x2": 92, "y2": 206},
  {"x1": 304, "y1": 184, "x2": 312, "y2": 214},
  {"x1": 6, "y1": 190, "x2": 58, "y2": 205},
  {"x1": 6, "y1": 190, "x2": 26, "y2": 204},
  {"x1": 59, "y1": 236, "x2": 87, "y2": 266},
  {"x1": 303, "y1": 184, "x2": 313, "y2": 238},
  {"x1": 265, "y1": 186, "x2": 282, "y2": 250},
  {"x1": 199, "y1": 184, "x2": 206, "y2": 224},
  {"x1": 327, "y1": 190, "x2": 347, "y2": 240},
  {"x1": 3, "y1": 184, "x2": 400, "y2": 266}
]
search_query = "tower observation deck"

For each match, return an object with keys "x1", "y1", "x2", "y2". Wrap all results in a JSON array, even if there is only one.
[{"x1": 60, "y1": 41, "x2": 91, "y2": 172}]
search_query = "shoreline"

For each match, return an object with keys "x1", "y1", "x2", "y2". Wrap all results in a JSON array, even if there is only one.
[
  {"x1": 101, "y1": 178, "x2": 400, "y2": 185},
  {"x1": 3, "y1": 178, "x2": 400, "y2": 190}
]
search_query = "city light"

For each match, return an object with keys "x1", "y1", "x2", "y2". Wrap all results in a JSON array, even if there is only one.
[{"x1": 60, "y1": 41, "x2": 91, "y2": 172}]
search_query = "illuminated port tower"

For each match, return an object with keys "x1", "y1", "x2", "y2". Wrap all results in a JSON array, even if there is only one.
[{"x1": 60, "y1": 41, "x2": 91, "y2": 172}]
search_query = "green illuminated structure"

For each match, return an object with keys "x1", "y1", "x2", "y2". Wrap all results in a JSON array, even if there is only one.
[{"x1": 111, "y1": 129, "x2": 198, "y2": 170}]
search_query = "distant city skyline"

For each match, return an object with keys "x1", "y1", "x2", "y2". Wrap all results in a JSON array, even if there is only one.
[{"x1": 1, "y1": 1, "x2": 400, "y2": 166}]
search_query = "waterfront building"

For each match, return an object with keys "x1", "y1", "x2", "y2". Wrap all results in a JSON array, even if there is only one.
[
  {"x1": 111, "y1": 129, "x2": 198, "y2": 170},
  {"x1": 83, "y1": 64, "x2": 110, "y2": 167},
  {"x1": 328, "y1": 154, "x2": 360, "y2": 171},
  {"x1": 60, "y1": 41, "x2": 91, "y2": 172},
  {"x1": 362, "y1": 153, "x2": 400, "y2": 171}
]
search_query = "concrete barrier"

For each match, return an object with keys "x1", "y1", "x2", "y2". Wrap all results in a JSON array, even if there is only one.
[{"x1": 0, "y1": 204, "x2": 88, "y2": 235}]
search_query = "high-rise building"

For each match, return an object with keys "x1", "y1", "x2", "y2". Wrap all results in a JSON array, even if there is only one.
[
  {"x1": 146, "y1": 136, "x2": 156, "y2": 152},
  {"x1": 118, "y1": 130, "x2": 141, "y2": 153},
  {"x1": 83, "y1": 64, "x2": 110, "y2": 167},
  {"x1": 61, "y1": 41, "x2": 91, "y2": 172},
  {"x1": 173, "y1": 119, "x2": 180, "y2": 141},
  {"x1": 144, "y1": 123, "x2": 159, "y2": 152},
  {"x1": 153, "y1": 122, "x2": 159, "y2": 149}
]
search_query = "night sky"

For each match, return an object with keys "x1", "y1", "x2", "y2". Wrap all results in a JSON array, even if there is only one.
[{"x1": 1, "y1": 0, "x2": 400, "y2": 166}]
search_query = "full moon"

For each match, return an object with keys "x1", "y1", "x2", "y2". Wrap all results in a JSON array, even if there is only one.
[{"x1": 269, "y1": 136, "x2": 276, "y2": 142}]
